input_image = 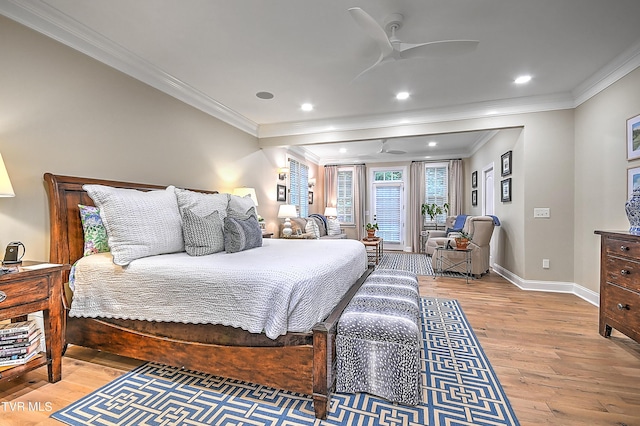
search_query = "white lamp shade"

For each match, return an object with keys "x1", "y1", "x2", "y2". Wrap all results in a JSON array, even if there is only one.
[
  {"x1": 233, "y1": 187, "x2": 258, "y2": 206},
  {"x1": 324, "y1": 207, "x2": 337, "y2": 217},
  {"x1": 278, "y1": 204, "x2": 298, "y2": 219},
  {"x1": 0, "y1": 153, "x2": 14, "y2": 197}
]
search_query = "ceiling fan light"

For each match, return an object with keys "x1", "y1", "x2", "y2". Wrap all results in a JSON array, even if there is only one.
[{"x1": 396, "y1": 91, "x2": 410, "y2": 100}]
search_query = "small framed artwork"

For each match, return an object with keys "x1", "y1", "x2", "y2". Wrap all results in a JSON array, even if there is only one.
[
  {"x1": 472, "y1": 190, "x2": 478, "y2": 206},
  {"x1": 628, "y1": 114, "x2": 640, "y2": 160},
  {"x1": 471, "y1": 171, "x2": 478, "y2": 188},
  {"x1": 501, "y1": 151, "x2": 512, "y2": 176},
  {"x1": 501, "y1": 178, "x2": 512, "y2": 202},
  {"x1": 628, "y1": 166, "x2": 640, "y2": 198},
  {"x1": 276, "y1": 184, "x2": 286, "y2": 202},
  {"x1": 308, "y1": 191, "x2": 314, "y2": 205}
]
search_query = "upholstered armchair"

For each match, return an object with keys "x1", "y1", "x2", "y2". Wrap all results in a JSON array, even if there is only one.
[{"x1": 427, "y1": 216, "x2": 496, "y2": 277}]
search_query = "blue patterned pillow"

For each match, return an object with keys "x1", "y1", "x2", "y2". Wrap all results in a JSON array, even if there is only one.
[
  {"x1": 223, "y1": 214, "x2": 262, "y2": 253},
  {"x1": 78, "y1": 204, "x2": 109, "y2": 256}
]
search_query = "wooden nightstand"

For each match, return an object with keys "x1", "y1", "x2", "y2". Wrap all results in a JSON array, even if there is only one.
[{"x1": 0, "y1": 261, "x2": 69, "y2": 383}]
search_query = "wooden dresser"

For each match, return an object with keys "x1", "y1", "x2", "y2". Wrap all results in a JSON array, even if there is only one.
[{"x1": 595, "y1": 230, "x2": 640, "y2": 343}]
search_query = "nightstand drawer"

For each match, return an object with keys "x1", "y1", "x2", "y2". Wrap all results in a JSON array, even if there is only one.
[
  {"x1": 604, "y1": 237, "x2": 640, "y2": 259},
  {"x1": 601, "y1": 283, "x2": 640, "y2": 337},
  {"x1": 604, "y1": 255, "x2": 640, "y2": 292},
  {"x1": 0, "y1": 277, "x2": 49, "y2": 310}
]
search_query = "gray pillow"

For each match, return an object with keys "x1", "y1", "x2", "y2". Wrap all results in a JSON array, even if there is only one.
[
  {"x1": 224, "y1": 215, "x2": 262, "y2": 253},
  {"x1": 83, "y1": 184, "x2": 183, "y2": 266},
  {"x1": 181, "y1": 208, "x2": 225, "y2": 256}
]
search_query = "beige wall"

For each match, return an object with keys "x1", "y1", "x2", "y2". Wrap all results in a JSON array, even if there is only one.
[
  {"x1": 0, "y1": 16, "x2": 287, "y2": 260},
  {"x1": 574, "y1": 67, "x2": 640, "y2": 293}
]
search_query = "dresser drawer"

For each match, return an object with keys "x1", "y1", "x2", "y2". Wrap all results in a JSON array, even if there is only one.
[
  {"x1": 604, "y1": 255, "x2": 640, "y2": 292},
  {"x1": 604, "y1": 236, "x2": 640, "y2": 259},
  {"x1": 601, "y1": 283, "x2": 640, "y2": 336},
  {"x1": 0, "y1": 277, "x2": 49, "y2": 310}
]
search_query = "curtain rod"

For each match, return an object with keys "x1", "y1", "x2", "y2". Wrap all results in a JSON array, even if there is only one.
[{"x1": 324, "y1": 163, "x2": 366, "y2": 167}]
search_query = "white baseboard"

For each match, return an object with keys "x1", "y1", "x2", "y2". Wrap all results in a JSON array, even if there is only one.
[{"x1": 492, "y1": 264, "x2": 599, "y2": 307}]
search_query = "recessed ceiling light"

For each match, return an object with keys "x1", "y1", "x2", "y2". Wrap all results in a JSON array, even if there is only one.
[
  {"x1": 339, "y1": 148, "x2": 347, "y2": 153},
  {"x1": 428, "y1": 141, "x2": 437, "y2": 147},
  {"x1": 514, "y1": 75, "x2": 532, "y2": 84},
  {"x1": 396, "y1": 91, "x2": 410, "y2": 100},
  {"x1": 301, "y1": 103, "x2": 314, "y2": 112},
  {"x1": 424, "y1": 156, "x2": 432, "y2": 159},
  {"x1": 256, "y1": 91, "x2": 274, "y2": 100}
]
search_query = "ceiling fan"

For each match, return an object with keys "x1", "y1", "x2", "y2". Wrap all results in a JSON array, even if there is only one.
[
  {"x1": 348, "y1": 7, "x2": 479, "y2": 79},
  {"x1": 378, "y1": 139, "x2": 406, "y2": 155}
]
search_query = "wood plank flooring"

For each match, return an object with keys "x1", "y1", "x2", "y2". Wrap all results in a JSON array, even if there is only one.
[{"x1": 1, "y1": 271, "x2": 639, "y2": 425}]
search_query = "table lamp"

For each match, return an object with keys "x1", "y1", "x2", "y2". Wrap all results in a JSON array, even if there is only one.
[
  {"x1": 0, "y1": 153, "x2": 14, "y2": 198},
  {"x1": 278, "y1": 204, "x2": 298, "y2": 236},
  {"x1": 324, "y1": 207, "x2": 337, "y2": 218}
]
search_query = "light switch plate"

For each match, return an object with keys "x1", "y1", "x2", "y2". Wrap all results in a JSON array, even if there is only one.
[{"x1": 534, "y1": 208, "x2": 550, "y2": 218}]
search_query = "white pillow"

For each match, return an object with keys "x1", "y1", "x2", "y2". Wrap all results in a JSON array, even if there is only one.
[
  {"x1": 228, "y1": 194, "x2": 257, "y2": 218},
  {"x1": 175, "y1": 188, "x2": 229, "y2": 219},
  {"x1": 305, "y1": 219, "x2": 320, "y2": 239},
  {"x1": 327, "y1": 218, "x2": 342, "y2": 236},
  {"x1": 83, "y1": 184, "x2": 183, "y2": 266}
]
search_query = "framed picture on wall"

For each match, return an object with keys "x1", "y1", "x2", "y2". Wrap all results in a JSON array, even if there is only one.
[
  {"x1": 276, "y1": 184, "x2": 286, "y2": 202},
  {"x1": 628, "y1": 166, "x2": 640, "y2": 198},
  {"x1": 308, "y1": 191, "x2": 314, "y2": 205},
  {"x1": 628, "y1": 114, "x2": 640, "y2": 160},
  {"x1": 501, "y1": 151, "x2": 512, "y2": 176},
  {"x1": 501, "y1": 178, "x2": 512, "y2": 202},
  {"x1": 472, "y1": 190, "x2": 478, "y2": 206},
  {"x1": 472, "y1": 171, "x2": 478, "y2": 188}
]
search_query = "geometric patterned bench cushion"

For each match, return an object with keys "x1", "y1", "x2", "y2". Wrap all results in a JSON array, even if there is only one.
[{"x1": 336, "y1": 269, "x2": 421, "y2": 406}]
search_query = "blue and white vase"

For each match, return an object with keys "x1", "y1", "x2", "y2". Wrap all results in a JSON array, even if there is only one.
[{"x1": 625, "y1": 187, "x2": 640, "y2": 235}]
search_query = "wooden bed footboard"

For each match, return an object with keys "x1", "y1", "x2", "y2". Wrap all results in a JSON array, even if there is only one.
[{"x1": 44, "y1": 172, "x2": 372, "y2": 419}]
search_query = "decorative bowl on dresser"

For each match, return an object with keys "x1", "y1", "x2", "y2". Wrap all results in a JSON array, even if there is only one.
[{"x1": 594, "y1": 230, "x2": 640, "y2": 343}]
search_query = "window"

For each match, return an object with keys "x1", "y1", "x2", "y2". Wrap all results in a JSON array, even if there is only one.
[
  {"x1": 289, "y1": 158, "x2": 309, "y2": 218},
  {"x1": 337, "y1": 168, "x2": 354, "y2": 224},
  {"x1": 424, "y1": 163, "x2": 449, "y2": 223},
  {"x1": 372, "y1": 168, "x2": 404, "y2": 244}
]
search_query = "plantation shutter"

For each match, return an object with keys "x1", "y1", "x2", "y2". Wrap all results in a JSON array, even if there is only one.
[
  {"x1": 425, "y1": 165, "x2": 448, "y2": 223},
  {"x1": 374, "y1": 184, "x2": 402, "y2": 243},
  {"x1": 337, "y1": 170, "x2": 354, "y2": 223},
  {"x1": 289, "y1": 159, "x2": 309, "y2": 218}
]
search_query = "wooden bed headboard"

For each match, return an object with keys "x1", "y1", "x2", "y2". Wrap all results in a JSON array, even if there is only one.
[{"x1": 43, "y1": 173, "x2": 217, "y2": 266}]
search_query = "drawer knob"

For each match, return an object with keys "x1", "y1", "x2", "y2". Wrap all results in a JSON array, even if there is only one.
[
  {"x1": 617, "y1": 303, "x2": 630, "y2": 310},
  {"x1": 0, "y1": 291, "x2": 5, "y2": 303},
  {"x1": 621, "y1": 269, "x2": 631, "y2": 275},
  {"x1": 621, "y1": 245, "x2": 630, "y2": 251}
]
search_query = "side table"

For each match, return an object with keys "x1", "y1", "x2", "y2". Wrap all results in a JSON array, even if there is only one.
[
  {"x1": 0, "y1": 261, "x2": 69, "y2": 383},
  {"x1": 361, "y1": 238, "x2": 384, "y2": 265},
  {"x1": 433, "y1": 246, "x2": 472, "y2": 284}
]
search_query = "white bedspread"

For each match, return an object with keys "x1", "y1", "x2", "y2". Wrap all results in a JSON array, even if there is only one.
[{"x1": 69, "y1": 239, "x2": 367, "y2": 339}]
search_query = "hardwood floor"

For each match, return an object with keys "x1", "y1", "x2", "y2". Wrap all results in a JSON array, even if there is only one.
[{"x1": 1, "y1": 271, "x2": 639, "y2": 425}]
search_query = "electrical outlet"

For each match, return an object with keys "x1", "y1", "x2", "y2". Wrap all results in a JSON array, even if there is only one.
[
  {"x1": 534, "y1": 208, "x2": 550, "y2": 218},
  {"x1": 542, "y1": 259, "x2": 550, "y2": 269}
]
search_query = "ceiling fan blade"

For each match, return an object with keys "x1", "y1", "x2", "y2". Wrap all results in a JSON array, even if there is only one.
[
  {"x1": 399, "y1": 40, "x2": 479, "y2": 60},
  {"x1": 352, "y1": 52, "x2": 394, "y2": 81},
  {"x1": 348, "y1": 7, "x2": 394, "y2": 58}
]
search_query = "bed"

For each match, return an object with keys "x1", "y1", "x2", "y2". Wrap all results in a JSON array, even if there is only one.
[{"x1": 44, "y1": 172, "x2": 373, "y2": 419}]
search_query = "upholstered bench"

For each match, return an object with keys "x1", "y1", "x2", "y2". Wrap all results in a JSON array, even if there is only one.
[{"x1": 336, "y1": 269, "x2": 421, "y2": 406}]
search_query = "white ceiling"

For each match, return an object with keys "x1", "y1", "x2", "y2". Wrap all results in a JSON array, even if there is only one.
[{"x1": 3, "y1": 0, "x2": 640, "y2": 163}]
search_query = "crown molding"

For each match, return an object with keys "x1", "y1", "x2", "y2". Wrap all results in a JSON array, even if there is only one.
[{"x1": 0, "y1": 0, "x2": 259, "y2": 136}]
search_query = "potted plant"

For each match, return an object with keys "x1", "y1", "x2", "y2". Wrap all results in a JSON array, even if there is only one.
[
  {"x1": 421, "y1": 203, "x2": 449, "y2": 223},
  {"x1": 365, "y1": 222, "x2": 379, "y2": 239},
  {"x1": 454, "y1": 230, "x2": 471, "y2": 250}
]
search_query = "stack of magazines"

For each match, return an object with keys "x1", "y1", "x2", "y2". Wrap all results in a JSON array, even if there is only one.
[{"x1": 0, "y1": 320, "x2": 42, "y2": 367}]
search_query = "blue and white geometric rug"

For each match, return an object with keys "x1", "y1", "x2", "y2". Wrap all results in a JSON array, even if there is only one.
[
  {"x1": 378, "y1": 252, "x2": 466, "y2": 278},
  {"x1": 52, "y1": 298, "x2": 519, "y2": 425}
]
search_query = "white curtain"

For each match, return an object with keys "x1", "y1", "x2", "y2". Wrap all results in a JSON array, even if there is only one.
[
  {"x1": 353, "y1": 165, "x2": 367, "y2": 240},
  {"x1": 410, "y1": 161, "x2": 426, "y2": 252},
  {"x1": 324, "y1": 165, "x2": 338, "y2": 209},
  {"x1": 448, "y1": 159, "x2": 463, "y2": 216}
]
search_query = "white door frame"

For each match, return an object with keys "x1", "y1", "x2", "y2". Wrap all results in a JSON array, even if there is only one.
[
  {"x1": 482, "y1": 162, "x2": 496, "y2": 266},
  {"x1": 369, "y1": 166, "x2": 408, "y2": 251}
]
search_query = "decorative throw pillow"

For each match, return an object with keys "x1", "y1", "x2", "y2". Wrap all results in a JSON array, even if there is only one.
[
  {"x1": 305, "y1": 219, "x2": 320, "y2": 239},
  {"x1": 175, "y1": 188, "x2": 229, "y2": 220},
  {"x1": 78, "y1": 205, "x2": 109, "y2": 256},
  {"x1": 327, "y1": 218, "x2": 342, "y2": 236},
  {"x1": 224, "y1": 214, "x2": 263, "y2": 253},
  {"x1": 227, "y1": 194, "x2": 257, "y2": 219},
  {"x1": 83, "y1": 184, "x2": 183, "y2": 266},
  {"x1": 181, "y1": 208, "x2": 225, "y2": 256}
]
